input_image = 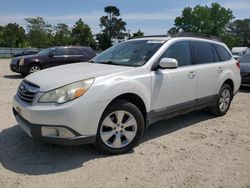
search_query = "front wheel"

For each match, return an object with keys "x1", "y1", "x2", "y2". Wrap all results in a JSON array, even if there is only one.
[
  {"x1": 94, "y1": 100, "x2": 145, "y2": 155},
  {"x1": 29, "y1": 64, "x2": 41, "y2": 74},
  {"x1": 210, "y1": 84, "x2": 233, "y2": 116}
]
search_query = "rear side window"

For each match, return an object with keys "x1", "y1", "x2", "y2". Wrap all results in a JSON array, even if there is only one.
[
  {"x1": 191, "y1": 41, "x2": 214, "y2": 64},
  {"x1": 161, "y1": 41, "x2": 191, "y2": 66},
  {"x1": 81, "y1": 47, "x2": 96, "y2": 59},
  {"x1": 240, "y1": 54, "x2": 250, "y2": 63},
  {"x1": 69, "y1": 48, "x2": 82, "y2": 55},
  {"x1": 214, "y1": 44, "x2": 231, "y2": 61},
  {"x1": 55, "y1": 48, "x2": 67, "y2": 56}
]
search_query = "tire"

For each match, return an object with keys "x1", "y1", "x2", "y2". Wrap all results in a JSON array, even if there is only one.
[
  {"x1": 94, "y1": 100, "x2": 145, "y2": 155},
  {"x1": 20, "y1": 73, "x2": 27, "y2": 77},
  {"x1": 210, "y1": 84, "x2": 233, "y2": 116},
  {"x1": 28, "y1": 64, "x2": 42, "y2": 74}
]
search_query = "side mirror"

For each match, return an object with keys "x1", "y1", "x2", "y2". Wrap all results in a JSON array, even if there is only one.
[
  {"x1": 49, "y1": 51, "x2": 55, "y2": 58},
  {"x1": 159, "y1": 58, "x2": 178, "y2": 69}
]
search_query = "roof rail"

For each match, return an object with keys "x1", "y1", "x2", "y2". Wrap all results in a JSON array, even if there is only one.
[
  {"x1": 173, "y1": 32, "x2": 222, "y2": 42},
  {"x1": 129, "y1": 35, "x2": 169, "y2": 40}
]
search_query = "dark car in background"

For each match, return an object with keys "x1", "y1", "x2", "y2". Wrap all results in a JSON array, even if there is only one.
[
  {"x1": 239, "y1": 53, "x2": 250, "y2": 86},
  {"x1": 10, "y1": 46, "x2": 96, "y2": 75},
  {"x1": 14, "y1": 49, "x2": 39, "y2": 57}
]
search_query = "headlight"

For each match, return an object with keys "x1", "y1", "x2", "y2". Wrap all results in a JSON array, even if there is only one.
[
  {"x1": 38, "y1": 78, "x2": 94, "y2": 104},
  {"x1": 19, "y1": 58, "x2": 24, "y2": 66}
]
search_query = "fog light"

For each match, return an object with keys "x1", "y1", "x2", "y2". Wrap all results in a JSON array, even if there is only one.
[{"x1": 41, "y1": 127, "x2": 76, "y2": 138}]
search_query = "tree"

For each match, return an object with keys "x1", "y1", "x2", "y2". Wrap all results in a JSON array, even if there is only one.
[
  {"x1": 54, "y1": 23, "x2": 72, "y2": 46},
  {"x1": 97, "y1": 5, "x2": 127, "y2": 50},
  {"x1": 0, "y1": 26, "x2": 5, "y2": 46},
  {"x1": 1, "y1": 23, "x2": 25, "y2": 47},
  {"x1": 227, "y1": 19, "x2": 250, "y2": 47},
  {"x1": 132, "y1": 29, "x2": 144, "y2": 37},
  {"x1": 171, "y1": 3, "x2": 234, "y2": 36},
  {"x1": 71, "y1": 18, "x2": 95, "y2": 48},
  {"x1": 25, "y1": 17, "x2": 53, "y2": 48}
]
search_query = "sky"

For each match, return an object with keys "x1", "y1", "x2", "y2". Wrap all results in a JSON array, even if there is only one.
[{"x1": 0, "y1": 0, "x2": 249, "y2": 35}]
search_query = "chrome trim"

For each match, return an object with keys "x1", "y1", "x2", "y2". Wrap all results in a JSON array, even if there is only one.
[{"x1": 17, "y1": 81, "x2": 40, "y2": 103}]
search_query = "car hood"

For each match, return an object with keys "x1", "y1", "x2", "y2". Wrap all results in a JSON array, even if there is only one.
[
  {"x1": 12, "y1": 54, "x2": 40, "y2": 61},
  {"x1": 25, "y1": 62, "x2": 134, "y2": 92}
]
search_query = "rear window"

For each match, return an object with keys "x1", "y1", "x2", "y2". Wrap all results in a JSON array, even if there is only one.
[
  {"x1": 191, "y1": 41, "x2": 215, "y2": 64},
  {"x1": 240, "y1": 54, "x2": 250, "y2": 63},
  {"x1": 214, "y1": 44, "x2": 231, "y2": 61}
]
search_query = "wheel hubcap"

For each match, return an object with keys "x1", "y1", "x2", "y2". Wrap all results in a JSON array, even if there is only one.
[
  {"x1": 219, "y1": 88, "x2": 230, "y2": 112},
  {"x1": 100, "y1": 110, "x2": 137, "y2": 149},
  {"x1": 30, "y1": 66, "x2": 40, "y2": 74}
]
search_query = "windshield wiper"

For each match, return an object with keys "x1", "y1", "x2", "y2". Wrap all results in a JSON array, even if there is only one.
[{"x1": 94, "y1": 61, "x2": 122, "y2": 66}]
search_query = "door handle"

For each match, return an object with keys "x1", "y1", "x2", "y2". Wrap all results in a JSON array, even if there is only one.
[
  {"x1": 188, "y1": 71, "x2": 196, "y2": 79},
  {"x1": 218, "y1": 67, "x2": 223, "y2": 73}
]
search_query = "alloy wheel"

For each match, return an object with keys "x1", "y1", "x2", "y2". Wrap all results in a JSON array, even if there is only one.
[{"x1": 100, "y1": 110, "x2": 137, "y2": 149}]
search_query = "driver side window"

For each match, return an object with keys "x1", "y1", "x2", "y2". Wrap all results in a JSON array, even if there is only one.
[{"x1": 160, "y1": 41, "x2": 192, "y2": 66}]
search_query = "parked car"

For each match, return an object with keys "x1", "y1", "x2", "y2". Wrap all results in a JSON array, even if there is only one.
[
  {"x1": 10, "y1": 46, "x2": 96, "y2": 75},
  {"x1": 239, "y1": 53, "x2": 250, "y2": 85},
  {"x1": 12, "y1": 35, "x2": 241, "y2": 154},
  {"x1": 14, "y1": 49, "x2": 39, "y2": 57}
]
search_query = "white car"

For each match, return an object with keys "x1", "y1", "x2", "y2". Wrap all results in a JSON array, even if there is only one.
[{"x1": 13, "y1": 35, "x2": 241, "y2": 154}]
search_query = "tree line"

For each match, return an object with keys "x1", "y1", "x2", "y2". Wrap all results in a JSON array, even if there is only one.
[{"x1": 0, "y1": 4, "x2": 249, "y2": 50}]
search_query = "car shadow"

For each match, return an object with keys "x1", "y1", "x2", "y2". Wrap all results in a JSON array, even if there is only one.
[
  {"x1": 3, "y1": 74, "x2": 24, "y2": 79},
  {"x1": 239, "y1": 85, "x2": 250, "y2": 93},
  {"x1": 0, "y1": 110, "x2": 215, "y2": 175}
]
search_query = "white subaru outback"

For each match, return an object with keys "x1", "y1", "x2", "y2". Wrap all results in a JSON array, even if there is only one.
[{"x1": 13, "y1": 35, "x2": 241, "y2": 154}]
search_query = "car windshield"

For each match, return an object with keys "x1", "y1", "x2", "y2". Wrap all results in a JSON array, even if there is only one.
[
  {"x1": 37, "y1": 48, "x2": 54, "y2": 56},
  {"x1": 92, "y1": 40, "x2": 165, "y2": 67}
]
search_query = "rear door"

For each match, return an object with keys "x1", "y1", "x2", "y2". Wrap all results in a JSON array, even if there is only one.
[
  {"x1": 190, "y1": 41, "x2": 227, "y2": 104},
  {"x1": 65, "y1": 48, "x2": 84, "y2": 64}
]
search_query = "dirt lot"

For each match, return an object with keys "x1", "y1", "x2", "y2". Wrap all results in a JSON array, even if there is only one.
[{"x1": 0, "y1": 59, "x2": 249, "y2": 188}]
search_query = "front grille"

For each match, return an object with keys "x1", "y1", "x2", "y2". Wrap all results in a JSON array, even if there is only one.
[{"x1": 18, "y1": 81, "x2": 40, "y2": 103}]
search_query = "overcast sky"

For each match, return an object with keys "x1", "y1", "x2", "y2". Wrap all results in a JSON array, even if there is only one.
[{"x1": 0, "y1": 0, "x2": 249, "y2": 35}]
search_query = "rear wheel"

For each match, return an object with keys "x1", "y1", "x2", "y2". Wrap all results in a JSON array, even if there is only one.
[
  {"x1": 29, "y1": 64, "x2": 41, "y2": 74},
  {"x1": 210, "y1": 84, "x2": 233, "y2": 116},
  {"x1": 94, "y1": 100, "x2": 145, "y2": 155}
]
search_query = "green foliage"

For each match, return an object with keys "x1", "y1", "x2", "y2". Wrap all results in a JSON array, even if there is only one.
[
  {"x1": 172, "y1": 3, "x2": 234, "y2": 36},
  {"x1": 132, "y1": 29, "x2": 144, "y2": 37},
  {"x1": 53, "y1": 23, "x2": 72, "y2": 46},
  {"x1": 168, "y1": 3, "x2": 250, "y2": 49},
  {"x1": 226, "y1": 19, "x2": 250, "y2": 47},
  {"x1": 71, "y1": 18, "x2": 96, "y2": 48},
  {"x1": 97, "y1": 5, "x2": 127, "y2": 50},
  {"x1": 25, "y1": 17, "x2": 53, "y2": 48},
  {"x1": 0, "y1": 23, "x2": 25, "y2": 47}
]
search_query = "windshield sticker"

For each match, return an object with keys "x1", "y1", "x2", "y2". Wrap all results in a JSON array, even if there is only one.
[{"x1": 147, "y1": 40, "x2": 165, "y2": 44}]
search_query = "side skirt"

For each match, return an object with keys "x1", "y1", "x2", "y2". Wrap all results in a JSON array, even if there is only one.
[{"x1": 146, "y1": 95, "x2": 218, "y2": 127}]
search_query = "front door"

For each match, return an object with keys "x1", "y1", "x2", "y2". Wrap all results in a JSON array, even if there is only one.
[{"x1": 151, "y1": 40, "x2": 198, "y2": 117}]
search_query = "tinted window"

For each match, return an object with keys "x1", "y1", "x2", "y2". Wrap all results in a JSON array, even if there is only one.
[
  {"x1": 212, "y1": 45, "x2": 220, "y2": 62},
  {"x1": 214, "y1": 44, "x2": 231, "y2": 61},
  {"x1": 69, "y1": 48, "x2": 82, "y2": 55},
  {"x1": 192, "y1": 41, "x2": 214, "y2": 64},
  {"x1": 161, "y1": 41, "x2": 191, "y2": 66},
  {"x1": 55, "y1": 48, "x2": 67, "y2": 55},
  {"x1": 240, "y1": 54, "x2": 250, "y2": 63}
]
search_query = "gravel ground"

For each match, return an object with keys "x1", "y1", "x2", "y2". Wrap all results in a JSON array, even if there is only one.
[{"x1": 0, "y1": 59, "x2": 250, "y2": 188}]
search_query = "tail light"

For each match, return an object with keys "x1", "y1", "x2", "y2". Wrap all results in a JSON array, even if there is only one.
[{"x1": 236, "y1": 60, "x2": 240, "y2": 69}]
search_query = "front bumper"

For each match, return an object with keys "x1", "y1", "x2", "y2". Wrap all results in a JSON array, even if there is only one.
[
  {"x1": 13, "y1": 108, "x2": 96, "y2": 145},
  {"x1": 10, "y1": 63, "x2": 20, "y2": 73}
]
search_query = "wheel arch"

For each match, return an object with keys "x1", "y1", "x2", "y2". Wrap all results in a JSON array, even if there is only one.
[
  {"x1": 222, "y1": 79, "x2": 234, "y2": 95},
  {"x1": 104, "y1": 93, "x2": 148, "y2": 127}
]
